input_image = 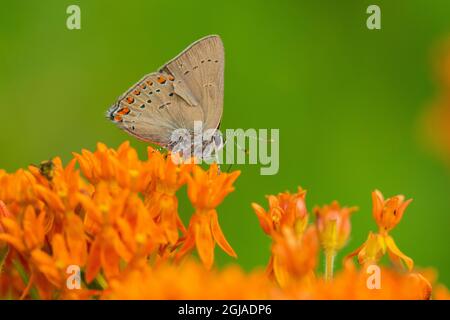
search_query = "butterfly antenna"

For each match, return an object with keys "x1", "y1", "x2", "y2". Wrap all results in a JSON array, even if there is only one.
[
  {"x1": 220, "y1": 136, "x2": 250, "y2": 171},
  {"x1": 234, "y1": 131, "x2": 275, "y2": 143}
]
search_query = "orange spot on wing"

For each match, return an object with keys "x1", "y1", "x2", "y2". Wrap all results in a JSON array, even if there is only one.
[
  {"x1": 168, "y1": 75, "x2": 175, "y2": 81},
  {"x1": 157, "y1": 75, "x2": 166, "y2": 84},
  {"x1": 133, "y1": 89, "x2": 141, "y2": 95},
  {"x1": 126, "y1": 96, "x2": 135, "y2": 104},
  {"x1": 117, "y1": 107, "x2": 130, "y2": 115},
  {"x1": 114, "y1": 115, "x2": 123, "y2": 122},
  {"x1": 146, "y1": 80, "x2": 153, "y2": 86}
]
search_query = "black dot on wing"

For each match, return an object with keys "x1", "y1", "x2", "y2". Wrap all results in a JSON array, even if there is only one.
[
  {"x1": 169, "y1": 93, "x2": 173, "y2": 97},
  {"x1": 156, "y1": 89, "x2": 160, "y2": 93},
  {"x1": 141, "y1": 104, "x2": 146, "y2": 108},
  {"x1": 184, "y1": 70, "x2": 190, "y2": 75},
  {"x1": 131, "y1": 126, "x2": 135, "y2": 130},
  {"x1": 207, "y1": 59, "x2": 211, "y2": 62},
  {"x1": 214, "y1": 60, "x2": 219, "y2": 63}
]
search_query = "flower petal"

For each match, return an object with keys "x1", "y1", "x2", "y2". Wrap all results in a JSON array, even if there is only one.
[
  {"x1": 86, "y1": 237, "x2": 102, "y2": 283},
  {"x1": 251, "y1": 203, "x2": 272, "y2": 235},
  {"x1": 385, "y1": 235, "x2": 414, "y2": 271},
  {"x1": 210, "y1": 210, "x2": 237, "y2": 258},
  {"x1": 194, "y1": 216, "x2": 214, "y2": 270}
]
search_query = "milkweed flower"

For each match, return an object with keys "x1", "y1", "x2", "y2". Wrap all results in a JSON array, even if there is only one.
[
  {"x1": 314, "y1": 201, "x2": 357, "y2": 252},
  {"x1": 252, "y1": 187, "x2": 308, "y2": 236},
  {"x1": 276, "y1": 266, "x2": 432, "y2": 300},
  {"x1": 252, "y1": 188, "x2": 313, "y2": 286},
  {"x1": 372, "y1": 189, "x2": 412, "y2": 234},
  {"x1": 314, "y1": 201, "x2": 357, "y2": 280},
  {"x1": 103, "y1": 259, "x2": 270, "y2": 300},
  {"x1": 0, "y1": 142, "x2": 447, "y2": 300},
  {"x1": 270, "y1": 225, "x2": 318, "y2": 287},
  {"x1": 144, "y1": 147, "x2": 193, "y2": 245},
  {"x1": 346, "y1": 190, "x2": 414, "y2": 271},
  {"x1": 177, "y1": 163, "x2": 240, "y2": 269}
]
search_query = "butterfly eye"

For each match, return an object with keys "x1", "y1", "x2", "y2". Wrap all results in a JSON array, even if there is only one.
[{"x1": 126, "y1": 96, "x2": 135, "y2": 104}]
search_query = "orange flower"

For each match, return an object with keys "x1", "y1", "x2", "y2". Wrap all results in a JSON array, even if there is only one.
[
  {"x1": 346, "y1": 190, "x2": 414, "y2": 271},
  {"x1": 434, "y1": 285, "x2": 450, "y2": 300},
  {"x1": 314, "y1": 201, "x2": 357, "y2": 280},
  {"x1": 252, "y1": 187, "x2": 308, "y2": 236},
  {"x1": 31, "y1": 213, "x2": 88, "y2": 289},
  {"x1": 270, "y1": 225, "x2": 318, "y2": 287},
  {"x1": 144, "y1": 147, "x2": 192, "y2": 244},
  {"x1": 314, "y1": 201, "x2": 357, "y2": 252},
  {"x1": 252, "y1": 188, "x2": 313, "y2": 285},
  {"x1": 177, "y1": 163, "x2": 240, "y2": 269},
  {"x1": 277, "y1": 266, "x2": 432, "y2": 300},
  {"x1": 0, "y1": 205, "x2": 46, "y2": 254},
  {"x1": 78, "y1": 183, "x2": 165, "y2": 282},
  {"x1": 372, "y1": 189, "x2": 412, "y2": 234},
  {"x1": 0, "y1": 142, "x2": 447, "y2": 300},
  {"x1": 73, "y1": 141, "x2": 152, "y2": 192},
  {"x1": 103, "y1": 259, "x2": 270, "y2": 300},
  {"x1": 0, "y1": 200, "x2": 13, "y2": 233}
]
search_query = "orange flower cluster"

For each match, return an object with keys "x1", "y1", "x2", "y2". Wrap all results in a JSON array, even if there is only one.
[
  {"x1": 0, "y1": 142, "x2": 448, "y2": 300},
  {"x1": 251, "y1": 187, "x2": 449, "y2": 299},
  {"x1": 0, "y1": 142, "x2": 239, "y2": 299}
]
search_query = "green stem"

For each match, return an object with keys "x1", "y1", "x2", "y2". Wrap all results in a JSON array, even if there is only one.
[
  {"x1": 95, "y1": 273, "x2": 108, "y2": 289},
  {"x1": 325, "y1": 250, "x2": 335, "y2": 281},
  {"x1": 12, "y1": 259, "x2": 40, "y2": 299}
]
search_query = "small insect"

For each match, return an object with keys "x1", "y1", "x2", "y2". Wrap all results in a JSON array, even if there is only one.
[
  {"x1": 32, "y1": 160, "x2": 55, "y2": 181},
  {"x1": 107, "y1": 35, "x2": 224, "y2": 160}
]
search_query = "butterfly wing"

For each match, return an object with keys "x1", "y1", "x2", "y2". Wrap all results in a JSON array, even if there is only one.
[
  {"x1": 159, "y1": 35, "x2": 224, "y2": 131},
  {"x1": 107, "y1": 35, "x2": 224, "y2": 148},
  {"x1": 107, "y1": 71, "x2": 204, "y2": 147}
]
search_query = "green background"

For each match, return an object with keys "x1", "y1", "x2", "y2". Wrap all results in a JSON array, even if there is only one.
[{"x1": 1, "y1": 0, "x2": 449, "y2": 286}]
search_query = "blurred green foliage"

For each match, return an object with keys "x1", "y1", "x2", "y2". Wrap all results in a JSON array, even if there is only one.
[{"x1": 0, "y1": 0, "x2": 449, "y2": 285}]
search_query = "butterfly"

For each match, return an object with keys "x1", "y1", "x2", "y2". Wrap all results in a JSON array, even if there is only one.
[{"x1": 107, "y1": 35, "x2": 224, "y2": 160}]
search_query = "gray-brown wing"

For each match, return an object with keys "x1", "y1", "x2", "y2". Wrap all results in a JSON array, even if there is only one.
[
  {"x1": 159, "y1": 35, "x2": 224, "y2": 131},
  {"x1": 107, "y1": 35, "x2": 224, "y2": 147},
  {"x1": 107, "y1": 71, "x2": 203, "y2": 147}
]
